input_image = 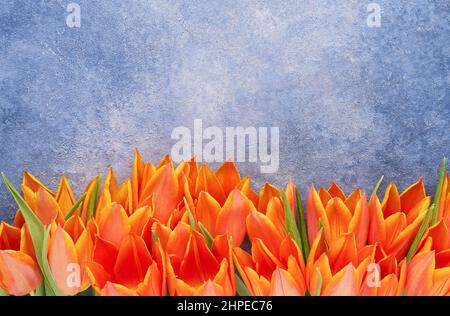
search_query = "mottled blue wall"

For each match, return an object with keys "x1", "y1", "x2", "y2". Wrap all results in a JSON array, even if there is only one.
[{"x1": 1, "y1": 1, "x2": 449, "y2": 222}]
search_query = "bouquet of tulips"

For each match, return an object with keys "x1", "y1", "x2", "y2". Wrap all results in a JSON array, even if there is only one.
[{"x1": 0, "y1": 150, "x2": 449, "y2": 296}]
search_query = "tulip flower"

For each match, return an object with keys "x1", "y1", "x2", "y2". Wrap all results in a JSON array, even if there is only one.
[
  {"x1": 437, "y1": 172, "x2": 450, "y2": 227},
  {"x1": 359, "y1": 243, "x2": 407, "y2": 296},
  {"x1": 190, "y1": 188, "x2": 256, "y2": 246},
  {"x1": 234, "y1": 234, "x2": 306, "y2": 296},
  {"x1": 307, "y1": 230, "x2": 371, "y2": 295},
  {"x1": 306, "y1": 183, "x2": 369, "y2": 249},
  {"x1": 87, "y1": 233, "x2": 166, "y2": 296},
  {"x1": 157, "y1": 222, "x2": 235, "y2": 296},
  {"x1": 403, "y1": 250, "x2": 450, "y2": 295},
  {"x1": 0, "y1": 222, "x2": 42, "y2": 295},
  {"x1": 46, "y1": 217, "x2": 93, "y2": 295},
  {"x1": 368, "y1": 178, "x2": 431, "y2": 260},
  {"x1": 86, "y1": 201, "x2": 165, "y2": 295}
]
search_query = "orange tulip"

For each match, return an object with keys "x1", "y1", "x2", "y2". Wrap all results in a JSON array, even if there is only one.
[
  {"x1": 404, "y1": 250, "x2": 450, "y2": 295},
  {"x1": 46, "y1": 218, "x2": 93, "y2": 295},
  {"x1": 195, "y1": 188, "x2": 256, "y2": 246},
  {"x1": 160, "y1": 222, "x2": 235, "y2": 296},
  {"x1": 87, "y1": 233, "x2": 165, "y2": 296},
  {"x1": 368, "y1": 178, "x2": 431, "y2": 260},
  {"x1": 307, "y1": 230, "x2": 370, "y2": 295},
  {"x1": 0, "y1": 222, "x2": 42, "y2": 295},
  {"x1": 234, "y1": 233, "x2": 306, "y2": 296},
  {"x1": 15, "y1": 172, "x2": 89, "y2": 227},
  {"x1": 359, "y1": 243, "x2": 407, "y2": 296},
  {"x1": 306, "y1": 183, "x2": 369, "y2": 249},
  {"x1": 437, "y1": 172, "x2": 450, "y2": 227}
]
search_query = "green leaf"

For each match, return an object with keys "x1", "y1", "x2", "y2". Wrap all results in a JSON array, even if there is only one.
[
  {"x1": 198, "y1": 221, "x2": 213, "y2": 249},
  {"x1": 41, "y1": 226, "x2": 64, "y2": 296},
  {"x1": 151, "y1": 228, "x2": 159, "y2": 243},
  {"x1": 431, "y1": 158, "x2": 447, "y2": 225},
  {"x1": 318, "y1": 218, "x2": 324, "y2": 230},
  {"x1": 314, "y1": 268, "x2": 323, "y2": 296},
  {"x1": 64, "y1": 193, "x2": 86, "y2": 221},
  {"x1": 371, "y1": 175, "x2": 384, "y2": 198},
  {"x1": 295, "y1": 187, "x2": 310, "y2": 261},
  {"x1": 32, "y1": 282, "x2": 46, "y2": 296},
  {"x1": 2, "y1": 173, "x2": 63, "y2": 296},
  {"x1": 86, "y1": 174, "x2": 102, "y2": 221},
  {"x1": 184, "y1": 197, "x2": 197, "y2": 229},
  {"x1": 235, "y1": 273, "x2": 252, "y2": 296},
  {"x1": 2, "y1": 173, "x2": 45, "y2": 257},
  {"x1": 406, "y1": 204, "x2": 434, "y2": 262},
  {"x1": 281, "y1": 190, "x2": 302, "y2": 248},
  {"x1": 0, "y1": 288, "x2": 9, "y2": 296}
]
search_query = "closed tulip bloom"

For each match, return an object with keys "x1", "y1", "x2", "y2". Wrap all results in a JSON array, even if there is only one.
[
  {"x1": 307, "y1": 183, "x2": 369, "y2": 249},
  {"x1": 368, "y1": 179, "x2": 431, "y2": 260},
  {"x1": 87, "y1": 233, "x2": 166, "y2": 296},
  {"x1": 307, "y1": 230, "x2": 370, "y2": 296},
  {"x1": 0, "y1": 222, "x2": 42, "y2": 295},
  {"x1": 46, "y1": 219, "x2": 93, "y2": 295},
  {"x1": 160, "y1": 222, "x2": 235, "y2": 296}
]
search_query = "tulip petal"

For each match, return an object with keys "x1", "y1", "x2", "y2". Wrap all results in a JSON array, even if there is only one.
[
  {"x1": 269, "y1": 267, "x2": 302, "y2": 296},
  {"x1": 325, "y1": 198, "x2": 352, "y2": 242},
  {"x1": 139, "y1": 163, "x2": 179, "y2": 224},
  {"x1": 114, "y1": 234, "x2": 153, "y2": 289},
  {"x1": 196, "y1": 191, "x2": 221, "y2": 236},
  {"x1": 97, "y1": 203, "x2": 130, "y2": 248},
  {"x1": 216, "y1": 161, "x2": 241, "y2": 196},
  {"x1": 47, "y1": 225, "x2": 79, "y2": 295},
  {"x1": 101, "y1": 282, "x2": 137, "y2": 296},
  {"x1": 405, "y1": 251, "x2": 434, "y2": 295},
  {"x1": 216, "y1": 189, "x2": 255, "y2": 246},
  {"x1": 322, "y1": 263, "x2": 358, "y2": 296},
  {"x1": 246, "y1": 211, "x2": 283, "y2": 256},
  {"x1": 0, "y1": 250, "x2": 42, "y2": 296}
]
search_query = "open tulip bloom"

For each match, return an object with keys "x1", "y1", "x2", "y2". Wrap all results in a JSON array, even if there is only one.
[{"x1": 0, "y1": 151, "x2": 448, "y2": 296}]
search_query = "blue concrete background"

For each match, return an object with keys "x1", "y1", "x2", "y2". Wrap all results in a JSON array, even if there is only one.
[{"x1": 0, "y1": 1, "x2": 449, "y2": 222}]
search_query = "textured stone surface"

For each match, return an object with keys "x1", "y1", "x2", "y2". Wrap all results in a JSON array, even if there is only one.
[{"x1": 0, "y1": 1, "x2": 449, "y2": 222}]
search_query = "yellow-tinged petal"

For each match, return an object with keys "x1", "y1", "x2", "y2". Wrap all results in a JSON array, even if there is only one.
[
  {"x1": 55, "y1": 175, "x2": 76, "y2": 215},
  {"x1": 246, "y1": 211, "x2": 284, "y2": 256},
  {"x1": 22, "y1": 171, "x2": 54, "y2": 195},
  {"x1": 196, "y1": 191, "x2": 221, "y2": 236},
  {"x1": 381, "y1": 182, "x2": 401, "y2": 217},
  {"x1": 400, "y1": 178, "x2": 427, "y2": 215},
  {"x1": 368, "y1": 194, "x2": 386, "y2": 244},
  {"x1": 258, "y1": 183, "x2": 280, "y2": 213},
  {"x1": 307, "y1": 185, "x2": 330, "y2": 245},
  {"x1": 132, "y1": 148, "x2": 145, "y2": 210},
  {"x1": 325, "y1": 198, "x2": 352, "y2": 242},
  {"x1": 348, "y1": 193, "x2": 369, "y2": 249}
]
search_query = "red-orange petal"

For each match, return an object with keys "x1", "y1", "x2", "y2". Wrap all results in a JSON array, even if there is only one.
[{"x1": 215, "y1": 189, "x2": 255, "y2": 246}]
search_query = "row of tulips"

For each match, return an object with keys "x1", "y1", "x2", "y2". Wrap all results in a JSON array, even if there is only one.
[{"x1": 0, "y1": 150, "x2": 449, "y2": 296}]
